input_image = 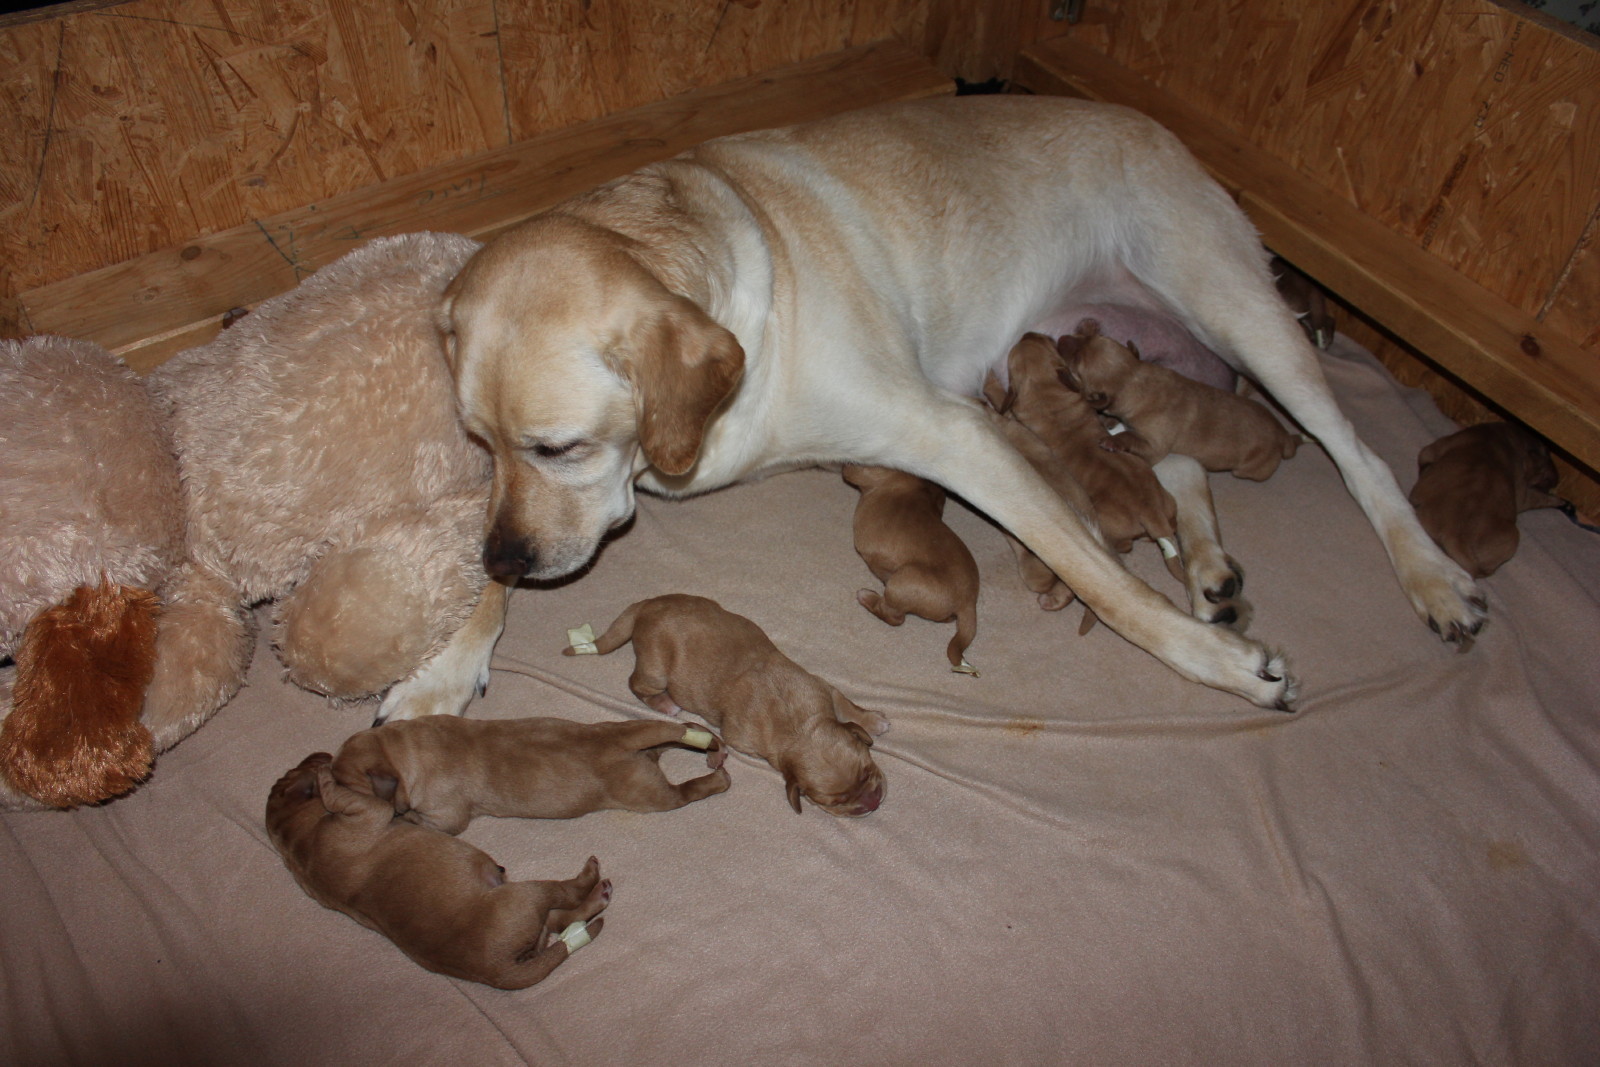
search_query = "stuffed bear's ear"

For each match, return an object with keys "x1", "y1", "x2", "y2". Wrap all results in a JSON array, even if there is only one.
[{"x1": 629, "y1": 298, "x2": 745, "y2": 477}]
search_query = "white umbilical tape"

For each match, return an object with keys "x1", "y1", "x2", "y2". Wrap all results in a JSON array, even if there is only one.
[
  {"x1": 560, "y1": 921, "x2": 592, "y2": 953},
  {"x1": 567, "y1": 623, "x2": 598, "y2": 655}
]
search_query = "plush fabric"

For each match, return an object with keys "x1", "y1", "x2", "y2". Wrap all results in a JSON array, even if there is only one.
[{"x1": 3, "y1": 337, "x2": 1597, "y2": 1064}]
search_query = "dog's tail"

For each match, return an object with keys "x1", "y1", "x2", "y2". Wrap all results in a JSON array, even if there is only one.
[
  {"x1": 568, "y1": 601, "x2": 644, "y2": 657},
  {"x1": 0, "y1": 580, "x2": 159, "y2": 807},
  {"x1": 946, "y1": 601, "x2": 978, "y2": 670}
]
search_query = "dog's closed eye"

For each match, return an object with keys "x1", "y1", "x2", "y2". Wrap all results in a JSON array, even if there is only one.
[{"x1": 526, "y1": 439, "x2": 589, "y2": 460}]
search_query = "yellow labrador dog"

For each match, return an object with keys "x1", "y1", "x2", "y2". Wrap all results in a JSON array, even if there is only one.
[{"x1": 442, "y1": 96, "x2": 1486, "y2": 708}]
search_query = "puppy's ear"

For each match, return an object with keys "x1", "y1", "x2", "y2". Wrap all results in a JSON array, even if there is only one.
[
  {"x1": 315, "y1": 763, "x2": 377, "y2": 817},
  {"x1": 1416, "y1": 436, "x2": 1447, "y2": 472},
  {"x1": 783, "y1": 768, "x2": 805, "y2": 815},
  {"x1": 630, "y1": 298, "x2": 745, "y2": 476},
  {"x1": 1126, "y1": 340, "x2": 1143, "y2": 361},
  {"x1": 1075, "y1": 318, "x2": 1102, "y2": 337},
  {"x1": 982, "y1": 369, "x2": 1016, "y2": 414},
  {"x1": 843, "y1": 721, "x2": 875, "y2": 749}
]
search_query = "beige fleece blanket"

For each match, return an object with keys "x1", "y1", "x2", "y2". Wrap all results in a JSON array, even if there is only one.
[{"x1": 4, "y1": 336, "x2": 1598, "y2": 1065}]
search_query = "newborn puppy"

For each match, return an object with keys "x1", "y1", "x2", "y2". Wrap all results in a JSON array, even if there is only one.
[
  {"x1": 266, "y1": 752, "x2": 611, "y2": 990},
  {"x1": 332, "y1": 714, "x2": 731, "y2": 835},
  {"x1": 841, "y1": 464, "x2": 980, "y2": 670},
  {"x1": 567, "y1": 595, "x2": 887, "y2": 816},
  {"x1": 989, "y1": 333, "x2": 1180, "y2": 556},
  {"x1": 1409, "y1": 421, "x2": 1562, "y2": 579},
  {"x1": 1058, "y1": 326, "x2": 1299, "y2": 481}
]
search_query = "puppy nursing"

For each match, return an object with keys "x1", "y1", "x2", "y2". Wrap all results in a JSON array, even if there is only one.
[
  {"x1": 266, "y1": 753, "x2": 611, "y2": 990},
  {"x1": 333, "y1": 714, "x2": 731, "y2": 834},
  {"x1": 1058, "y1": 324, "x2": 1300, "y2": 481},
  {"x1": 842, "y1": 465, "x2": 980, "y2": 671},
  {"x1": 569, "y1": 595, "x2": 887, "y2": 816}
]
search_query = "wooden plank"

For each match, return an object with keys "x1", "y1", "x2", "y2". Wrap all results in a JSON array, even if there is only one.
[
  {"x1": 0, "y1": 0, "x2": 506, "y2": 295},
  {"x1": 17, "y1": 40, "x2": 952, "y2": 372},
  {"x1": 496, "y1": 0, "x2": 928, "y2": 141},
  {"x1": 1014, "y1": 37, "x2": 1600, "y2": 473}
]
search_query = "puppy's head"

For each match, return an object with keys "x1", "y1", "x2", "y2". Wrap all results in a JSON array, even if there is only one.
[
  {"x1": 264, "y1": 751, "x2": 335, "y2": 852},
  {"x1": 1006, "y1": 332, "x2": 1067, "y2": 400},
  {"x1": 1055, "y1": 332, "x2": 1137, "y2": 411},
  {"x1": 443, "y1": 215, "x2": 745, "y2": 581},
  {"x1": 781, "y1": 718, "x2": 885, "y2": 818}
]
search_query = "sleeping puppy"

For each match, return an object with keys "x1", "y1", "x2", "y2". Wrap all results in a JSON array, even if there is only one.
[
  {"x1": 1057, "y1": 327, "x2": 1299, "y2": 481},
  {"x1": 1409, "y1": 422, "x2": 1562, "y2": 580},
  {"x1": 841, "y1": 464, "x2": 980, "y2": 671},
  {"x1": 566, "y1": 595, "x2": 887, "y2": 816},
  {"x1": 266, "y1": 752, "x2": 611, "y2": 990},
  {"x1": 331, "y1": 714, "x2": 731, "y2": 835},
  {"x1": 988, "y1": 334, "x2": 1180, "y2": 557}
]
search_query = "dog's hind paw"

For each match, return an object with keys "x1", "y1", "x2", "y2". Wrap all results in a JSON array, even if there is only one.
[{"x1": 1399, "y1": 543, "x2": 1488, "y2": 649}]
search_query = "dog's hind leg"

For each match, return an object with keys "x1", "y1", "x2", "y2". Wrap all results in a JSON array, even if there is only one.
[
  {"x1": 877, "y1": 394, "x2": 1292, "y2": 708},
  {"x1": 1115, "y1": 166, "x2": 1484, "y2": 644},
  {"x1": 1153, "y1": 455, "x2": 1251, "y2": 632}
]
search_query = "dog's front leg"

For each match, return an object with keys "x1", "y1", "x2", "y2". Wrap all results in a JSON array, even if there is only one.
[
  {"x1": 1152, "y1": 455, "x2": 1251, "y2": 631},
  {"x1": 375, "y1": 581, "x2": 510, "y2": 723},
  {"x1": 886, "y1": 396, "x2": 1292, "y2": 708}
]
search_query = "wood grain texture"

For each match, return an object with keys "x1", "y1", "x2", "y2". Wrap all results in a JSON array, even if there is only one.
[
  {"x1": 1064, "y1": 0, "x2": 1600, "y2": 333},
  {"x1": 446, "y1": 0, "x2": 923, "y2": 142},
  {"x1": 1, "y1": 0, "x2": 504, "y2": 302},
  {"x1": 0, "y1": 0, "x2": 927, "y2": 316},
  {"x1": 1014, "y1": 37, "x2": 1600, "y2": 473},
  {"x1": 16, "y1": 40, "x2": 952, "y2": 372}
]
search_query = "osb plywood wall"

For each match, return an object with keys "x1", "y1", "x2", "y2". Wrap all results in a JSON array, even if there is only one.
[
  {"x1": 1063, "y1": 0, "x2": 1600, "y2": 509},
  {"x1": 1066, "y1": 0, "x2": 1597, "y2": 350},
  {"x1": 0, "y1": 0, "x2": 925, "y2": 332}
]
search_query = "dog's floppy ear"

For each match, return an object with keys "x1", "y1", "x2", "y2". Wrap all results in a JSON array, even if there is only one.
[{"x1": 629, "y1": 297, "x2": 745, "y2": 476}]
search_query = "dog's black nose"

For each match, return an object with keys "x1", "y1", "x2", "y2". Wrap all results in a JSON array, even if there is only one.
[{"x1": 482, "y1": 531, "x2": 534, "y2": 580}]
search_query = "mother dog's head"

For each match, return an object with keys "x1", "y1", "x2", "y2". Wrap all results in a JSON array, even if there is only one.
[{"x1": 441, "y1": 215, "x2": 745, "y2": 581}]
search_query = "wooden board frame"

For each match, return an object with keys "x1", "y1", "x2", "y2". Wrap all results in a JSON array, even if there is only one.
[{"x1": 13, "y1": 39, "x2": 951, "y2": 372}]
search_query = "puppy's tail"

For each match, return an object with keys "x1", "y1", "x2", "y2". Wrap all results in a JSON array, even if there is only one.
[
  {"x1": 568, "y1": 601, "x2": 643, "y2": 657},
  {"x1": 0, "y1": 580, "x2": 159, "y2": 807},
  {"x1": 946, "y1": 602, "x2": 978, "y2": 670}
]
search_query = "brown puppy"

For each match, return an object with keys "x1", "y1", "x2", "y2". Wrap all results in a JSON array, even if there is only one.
[
  {"x1": 1409, "y1": 422, "x2": 1562, "y2": 580},
  {"x1": 566, "y1": 595, "x2": 887, "y2": 816},
  {"x1": 991, "y1": 334, "x2": 1180, "y2": 556},
  {"x1": 266, "y1": 752, "x2": 610, "y2": 990},
  {"x1": 332, "y1": 714, "x2": 731, "y2": 835},
  {"x1": 1058, "y1": 326, "x2": 1299, "y2": 481},
  {"x1": 841, "y1": 464, "x2": 980, "y2": 670}
]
